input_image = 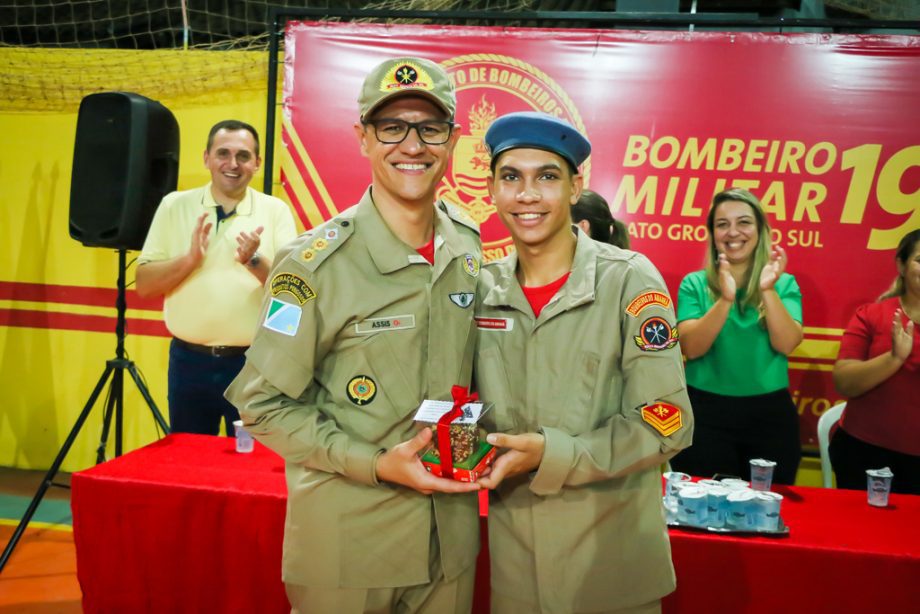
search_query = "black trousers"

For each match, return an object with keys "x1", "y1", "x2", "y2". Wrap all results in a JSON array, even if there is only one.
[
  {"x1": 670, "y1": 387, "x2": 801, "y2": 484},
  {"x1": 167, "y1": 339, "x2": 245, "y2": 436},
  {"x1": 828, "y1": 427, "x2": 920, "y2": 494}
]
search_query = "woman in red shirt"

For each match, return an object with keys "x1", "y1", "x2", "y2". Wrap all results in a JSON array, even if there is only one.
[{"x1": 831, "y1": 229, "x2": 920, "y2": 494}]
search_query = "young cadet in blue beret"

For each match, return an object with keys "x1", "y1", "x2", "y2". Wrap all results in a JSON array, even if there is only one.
[
  {"x1": 474, "y1": 112, "x2": 694, "y2": 614},
  {"x1": 226, "y1": 57, "x2": 482, "y2": 613}
]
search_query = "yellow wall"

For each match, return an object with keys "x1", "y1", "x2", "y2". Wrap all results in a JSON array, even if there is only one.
[{"x1": 0, "y1": 48, "x2": 289, "y2": 472}]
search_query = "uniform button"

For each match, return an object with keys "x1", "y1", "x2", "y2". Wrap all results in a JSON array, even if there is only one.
[{"x1": 340, "y1": 220, "x2": 350, "y2": 227}]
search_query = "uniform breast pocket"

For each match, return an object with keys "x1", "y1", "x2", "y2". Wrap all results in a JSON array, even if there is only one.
[
  {"x1": 559, "y1": 351, "x2": 602, "y2": 434},
  {"x1": 474, "y1": 345, "x2": 522, "y2": 434},
  {"x1": 321, "y1": 330, "x2": 421, "y2": 429}
]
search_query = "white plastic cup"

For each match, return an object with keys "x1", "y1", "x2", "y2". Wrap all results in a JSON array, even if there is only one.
[
  {"x1": 755, "y1": 491, "x2": 783, "y2": 531},
  {"x1": 720, "y1": 478, "x2": 751, "y2": 490},
  {"x1": 726, "y1": 490, "x2": 756, "y2": 530},
  {"x1": 233, "y1": 419, "x2": 254, "y2": 453},
  {"x1": 866, "y1": 467, "x2": 894, "y2": 507},
  {"x1": 663, "y1": 471, "x2": 692, "y2": 500},
  {"x1": 706, "y1": 486, "x2": 731, "y2": 529},
  {"x1": 678, "y1": 486, "x2": 709, "y2": 527},
  {"x1": 663, "y1": 471, "x2": 692, "y2": 515},
  {"x1": 749, "y1": 458, "x2": 777, "y2": 492},
  {"x1": 675, "y1": 483, "x2": 701, "y2": 523}
]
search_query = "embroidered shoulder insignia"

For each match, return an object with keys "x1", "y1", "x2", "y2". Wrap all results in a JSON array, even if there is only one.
[
  {"x1": 641, "y1": 402, "x2": 683, "y2": 437},
  {"x1": 270, "y1": 273, "x2": 316, "y2": 305},
  {"x1": 462, "y1": 254, "x2": 480, "y2": 278},
  {"x1": 262, "y1": 297, "x2": 302, "y2": 336},
  {"x1": 626, "y1": 291, "x2": 671, "y2": 317},
  {"x1": 296, "y1": 215, "x2": 355, "y2": 272},
  {"x1": 634, "y1": 317, "x2": 679, "y2": 351}
]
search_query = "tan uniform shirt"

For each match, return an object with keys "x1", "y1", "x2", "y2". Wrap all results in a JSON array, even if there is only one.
[
  {"x1": 225, "y1": 188, "x2": 482, "y2": 589},
  {"x1": 474, "y1": 230, "x2": 694, "y2": 613},
  {"x1": 139, "y1": 184, "x2": 298, "y2": 346}
]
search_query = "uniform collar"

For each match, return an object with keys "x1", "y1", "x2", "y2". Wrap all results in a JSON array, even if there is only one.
[
  {"x1": 558, "y1": 227, "x2": 598, "y2": 310},
  {"x1": 432, "y1": 202, "x2": 464, "y2": 259},
  {"x1": 202, "y1": 182, "x2": 253, "y2": 216},
  {"x1": 357, "y1": 187, "x2": 454, "y2": 275},
  {"x1": 483, "y1": 226, "x2": 597, "y2": 316}
]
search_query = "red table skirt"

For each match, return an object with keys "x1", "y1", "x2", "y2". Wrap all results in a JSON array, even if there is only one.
[{"x1": 72, "y1": 435, "x2": 920, "y2": 613}]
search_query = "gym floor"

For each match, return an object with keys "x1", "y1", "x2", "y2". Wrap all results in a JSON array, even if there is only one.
[{"x1": 0, "y1": 467, "x2": 80, "y2": 613}]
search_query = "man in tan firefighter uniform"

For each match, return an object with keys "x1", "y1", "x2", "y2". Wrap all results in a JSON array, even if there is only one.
[
  {"x1": 225, "y1": 57, "x2": 482, "y2": 613},
  {"x1": 474, "y1": 111, "x2": 694, "y2": 614}
]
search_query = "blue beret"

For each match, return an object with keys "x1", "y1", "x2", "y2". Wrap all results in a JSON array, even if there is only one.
[{"x1": 485, "y1": 112, "x2": 591, "y2": 171}]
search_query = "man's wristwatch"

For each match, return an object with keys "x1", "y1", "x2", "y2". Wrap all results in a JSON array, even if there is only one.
[{"x1": 247, "y1": 253, "x2": 261, "y2": 269}]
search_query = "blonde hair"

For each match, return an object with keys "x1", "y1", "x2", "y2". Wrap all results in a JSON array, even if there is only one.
[{"x1": 704, "y1": 188, "x2": 772, "y2": 314}]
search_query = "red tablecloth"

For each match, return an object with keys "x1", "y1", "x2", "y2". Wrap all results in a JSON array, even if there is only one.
[
  {"x1": 664, "y1": 482, "x2": 920, "y2": 613},
  {"x1": 72, "y1": 434, "x2": 920, "y2": 613}
]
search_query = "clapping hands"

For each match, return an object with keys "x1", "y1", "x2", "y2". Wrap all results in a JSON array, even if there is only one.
[
  {"x1": 759, "y1": 245, "x2": 788, "y2": 291},
  {"x1": 891, "y1": 308, "x2": 914, "y2": 362}
]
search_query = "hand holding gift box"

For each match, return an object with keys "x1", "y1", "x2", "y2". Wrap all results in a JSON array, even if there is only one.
[{"x1": 414, "y1": 386, "x2": 496, "y2": 482}]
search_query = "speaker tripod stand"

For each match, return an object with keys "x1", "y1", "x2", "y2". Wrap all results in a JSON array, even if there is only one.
[{"x1": 0, "y1": 249, "x2": 170, "y2": 573}]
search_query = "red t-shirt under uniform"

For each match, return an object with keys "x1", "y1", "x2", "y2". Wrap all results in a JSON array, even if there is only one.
[
  {"x1": 522, "y1": 273, "x2": 570, "y2": 318},
  {"x1": 836, "y1": 296, "x2": 920, "y2": 456},
  {"x1": 416, "y1": 236, "x2": 435, "y2": 265}
]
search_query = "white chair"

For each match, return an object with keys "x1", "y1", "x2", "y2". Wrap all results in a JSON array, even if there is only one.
[{"x1": 817, "y1": 402, "x2": 846, "y2": 488}]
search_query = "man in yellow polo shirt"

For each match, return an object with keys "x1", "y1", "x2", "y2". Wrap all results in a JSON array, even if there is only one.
[{"x1": 137, "y1": 120, "x2": 297, "y2": 436}]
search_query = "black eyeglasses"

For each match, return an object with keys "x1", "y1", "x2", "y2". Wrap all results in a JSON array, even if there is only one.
[{"x1": 363, "y1": 118, "x2": 455, "y2": 145}]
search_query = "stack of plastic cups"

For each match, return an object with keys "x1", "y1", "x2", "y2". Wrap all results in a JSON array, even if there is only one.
[
  {"x1": 663, "y1": 471, "x2": 692, "y2": 521},
  {"x1": 754, "y1": 492, "x2": 784, "y2": 531},
  {"x1": 706, "y1": 486, "x2": 731, "y2": 529},
  {"x1": 672, "y1": 481, "x2": 697, "y2": 523},
  {"x1": 678, "y1": 486, "x2": 709, "y2": 527},
  {"x1": 721, "y1": 478, "x2": 750, "y2": 491},
  {"x1": 726, "y1": 490, "x2": 757, "y2": 530}
]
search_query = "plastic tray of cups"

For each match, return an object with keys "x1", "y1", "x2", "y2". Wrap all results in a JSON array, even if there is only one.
[{"x1": 666, "y1": 516, "x2": 790, "y2": 537}]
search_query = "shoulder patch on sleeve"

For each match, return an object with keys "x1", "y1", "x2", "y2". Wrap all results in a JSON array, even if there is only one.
[
  {"x1": 270, "y1": 272, "x2": 316, "y2": 305},
  {"x1": 439, "y1": 200, "x2": 480, "y2": 235},
  {"x1": 626, "y1": 291, "x2": 672, "y2": 317},
  {"x1": 634, "y1": 316, "x2": 679, "y2": 351},
  {"x1": 290, "y1": 215, "x2": 355, "y2": 272},
  {"x1": 641, "y1": 402, "x2": 683, "y2": 437},
  {"x1": 262, "y1": 297, "x2": 303, "y2": 336}
]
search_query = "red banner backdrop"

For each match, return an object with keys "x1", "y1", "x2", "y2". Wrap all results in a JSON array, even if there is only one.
[{"x1": 281, "y1": 22, "x2": 920, "y2": 445}]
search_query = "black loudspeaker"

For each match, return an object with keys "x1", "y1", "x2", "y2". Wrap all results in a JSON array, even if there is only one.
[{"x1": 69, "y1": 92, "x2": 180, "y2": 250}]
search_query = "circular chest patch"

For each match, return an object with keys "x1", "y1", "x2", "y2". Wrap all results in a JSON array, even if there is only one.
[{"x1": 346, "y1": 375, "x2": 377, "y2": 406}]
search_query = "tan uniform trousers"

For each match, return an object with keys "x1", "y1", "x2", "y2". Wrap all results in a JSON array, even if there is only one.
[
  {"x1": 492, "y1": 593, "x2": 661, "y2": 614},
  {"x1": 286, "y1": 523, "x2": 475, "y2": 614}
]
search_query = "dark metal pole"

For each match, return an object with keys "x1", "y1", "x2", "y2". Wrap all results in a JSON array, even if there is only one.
[
  {"x1": 114, "y1": 249, "x2": 127, "y2": 456},
  {"x1": 263, "y1": 7, "x2": 281, "y2": 196}
]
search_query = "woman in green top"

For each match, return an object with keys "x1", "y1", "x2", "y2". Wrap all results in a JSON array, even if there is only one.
[{"x1": 670, "y1": 188, "x2": 803, "y2": 484}]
